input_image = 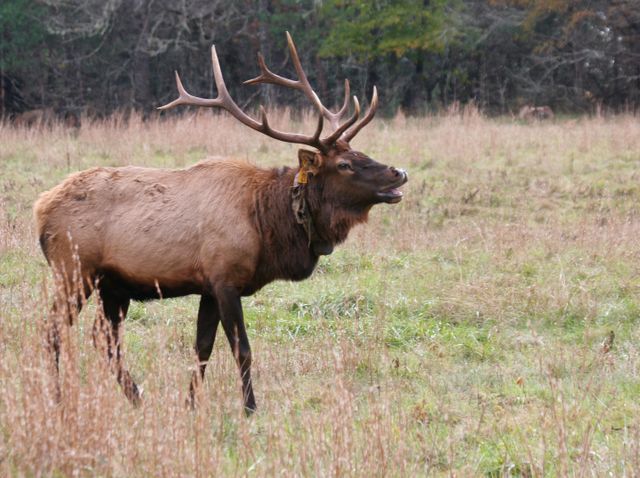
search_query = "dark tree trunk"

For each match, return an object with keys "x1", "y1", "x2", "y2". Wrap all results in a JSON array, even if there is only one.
[{"x1": 133, "y1": 51, "x2": 151, "y2": 112}]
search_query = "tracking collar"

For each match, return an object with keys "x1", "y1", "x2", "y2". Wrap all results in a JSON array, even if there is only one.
[{"x1": 291, "y1": 169, "x2": 333, "y2": 256}]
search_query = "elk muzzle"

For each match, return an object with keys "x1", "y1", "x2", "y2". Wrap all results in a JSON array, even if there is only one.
[{"x1": 377, "y1": 167, "x2": 408, "y2": 204}]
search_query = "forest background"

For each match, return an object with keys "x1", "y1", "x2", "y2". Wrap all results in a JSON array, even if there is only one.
[{"x1": 1, "y1": 0, "x2": 639, "y2": 119}]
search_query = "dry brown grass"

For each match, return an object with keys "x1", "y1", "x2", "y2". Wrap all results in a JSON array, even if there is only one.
[{"x1": 1, "y1": 110, "x2": 640, "y2": 476}]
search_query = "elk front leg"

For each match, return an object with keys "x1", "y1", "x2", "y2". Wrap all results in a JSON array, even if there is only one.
[
  {"x1": 188, "y1": 294, "x2": 220, "y2": 407},
  {"x1": 215, "y1": 285, "x2": 256, "y2": 414}
]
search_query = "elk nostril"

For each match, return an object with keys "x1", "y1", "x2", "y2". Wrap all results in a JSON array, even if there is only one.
[{"x1": 390, "y1": 167, "x2": 407, "y2": 179}]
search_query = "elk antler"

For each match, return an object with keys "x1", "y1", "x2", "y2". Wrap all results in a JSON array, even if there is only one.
[
  {"x1": 158, "y1": 46, "x2": 324, "y2": 149},
  {"x1": 159, "y1": 33, "x2": 378, "y2": 151},
  {"x1": 341, "y1": 86, "x2": 378, "y2": 143},
  {"x1": 245, "y1": 32, "x2": 378, "y2": 147}
]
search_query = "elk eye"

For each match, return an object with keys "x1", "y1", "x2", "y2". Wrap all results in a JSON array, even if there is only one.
[{"x1": 337, "y1": 162, "x2": 352, "y2": 171}]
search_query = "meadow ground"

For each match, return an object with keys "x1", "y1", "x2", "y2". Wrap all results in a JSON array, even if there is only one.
[{"x1": 1, "y1": 109, "x2": 640, "y2": 476}]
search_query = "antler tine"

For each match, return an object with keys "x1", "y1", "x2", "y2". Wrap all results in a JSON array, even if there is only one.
[
  {"x1": 158, "y1": 71, "x2": 220, "y2": 110},
  {"x1": 341, "y1": 86, "x2": 379, "y2": 143},
  {"x1": 207, "y1": 46, "x2": 261, "y2": 129},
  {"x1": 244, "y1": 52, "x2": 298, "y2": 89},
  {"x1": 321, "y1": 96, "x2": 361, "y2": 147},
  {"x1": 284, "y1": 32, "x2": 322, "y2": 112},
  {"x1": 334, "y1": 79, "x2": 351, "y2": 122},
  {"x1": 310, "y1": 108, "x2": 325, "y2": 143},
  {"x1": 286, "y1": 32, "x2": 355, "y2": 130}
]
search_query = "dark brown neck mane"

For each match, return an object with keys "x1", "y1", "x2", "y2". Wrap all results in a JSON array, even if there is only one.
[{"x1": 245, "y1": 165, "x2": 369, "y2": 296}]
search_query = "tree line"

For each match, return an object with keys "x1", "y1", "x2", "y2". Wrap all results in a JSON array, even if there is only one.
[{"x1": 1, "y1": 0, "x2": 639, "y2": 119}]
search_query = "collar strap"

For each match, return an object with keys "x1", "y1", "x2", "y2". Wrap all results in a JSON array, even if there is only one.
[
  {"x1": 291, "y1": 182, "x2": 314, "y2": 245},
  {"x1": 291, "y1": 175, "x2": 333, "y2": 256}
]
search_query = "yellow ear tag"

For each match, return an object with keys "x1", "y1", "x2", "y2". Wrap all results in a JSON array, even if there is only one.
[{"x1": 296, "y1": 155, "x2": 314, "y2": 185}]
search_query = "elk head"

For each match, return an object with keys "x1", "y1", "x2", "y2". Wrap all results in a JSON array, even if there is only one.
[{"x1": 159, "y1": 33, "x2": 407, "y2": 252}]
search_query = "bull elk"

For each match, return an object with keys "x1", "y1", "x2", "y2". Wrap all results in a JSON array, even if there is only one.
[{"x1": 34, "y1": 33, "x2": 408, "y2": 412}]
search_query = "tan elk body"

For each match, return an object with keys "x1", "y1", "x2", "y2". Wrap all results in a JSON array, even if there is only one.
[
  {"x1": 36, "y1": 160, "x2": 269, "y2": 297},
  {"x1": 35, "y1": 33, "x2": 408, "y2": 412}
]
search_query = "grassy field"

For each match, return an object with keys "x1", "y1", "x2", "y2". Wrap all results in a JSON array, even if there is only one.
[{"x1": 1, "y1": 110, "x2": 640, "y2": 476}]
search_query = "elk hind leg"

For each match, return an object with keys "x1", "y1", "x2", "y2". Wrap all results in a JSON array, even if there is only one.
[
  {"x1": 97, "y1": 289, "x2": 141, "y2": 405},
  {"x1": 47, "y1": 279, "x2": 93, "y2": 372}
]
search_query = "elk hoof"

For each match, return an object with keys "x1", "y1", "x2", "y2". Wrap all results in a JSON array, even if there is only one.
[
  {"x1": 186, "y1": 393, "x2": 197, "y2": 410},
  {"x1": 126, "y1": 382, "x2": 143, "y2": 407}
]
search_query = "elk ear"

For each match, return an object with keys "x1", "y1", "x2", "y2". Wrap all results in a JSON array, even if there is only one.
[{"x1": 298, "y1": 149, "x2": 323, "y2": 176}]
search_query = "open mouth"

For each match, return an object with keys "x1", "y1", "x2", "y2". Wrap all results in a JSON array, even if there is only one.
[
  {"x1": 378, "y1": 187, "x2": 404, "y2": 203},
  {"x1": 377, "y1": 172, "x2": 408, "y2": 204}
]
